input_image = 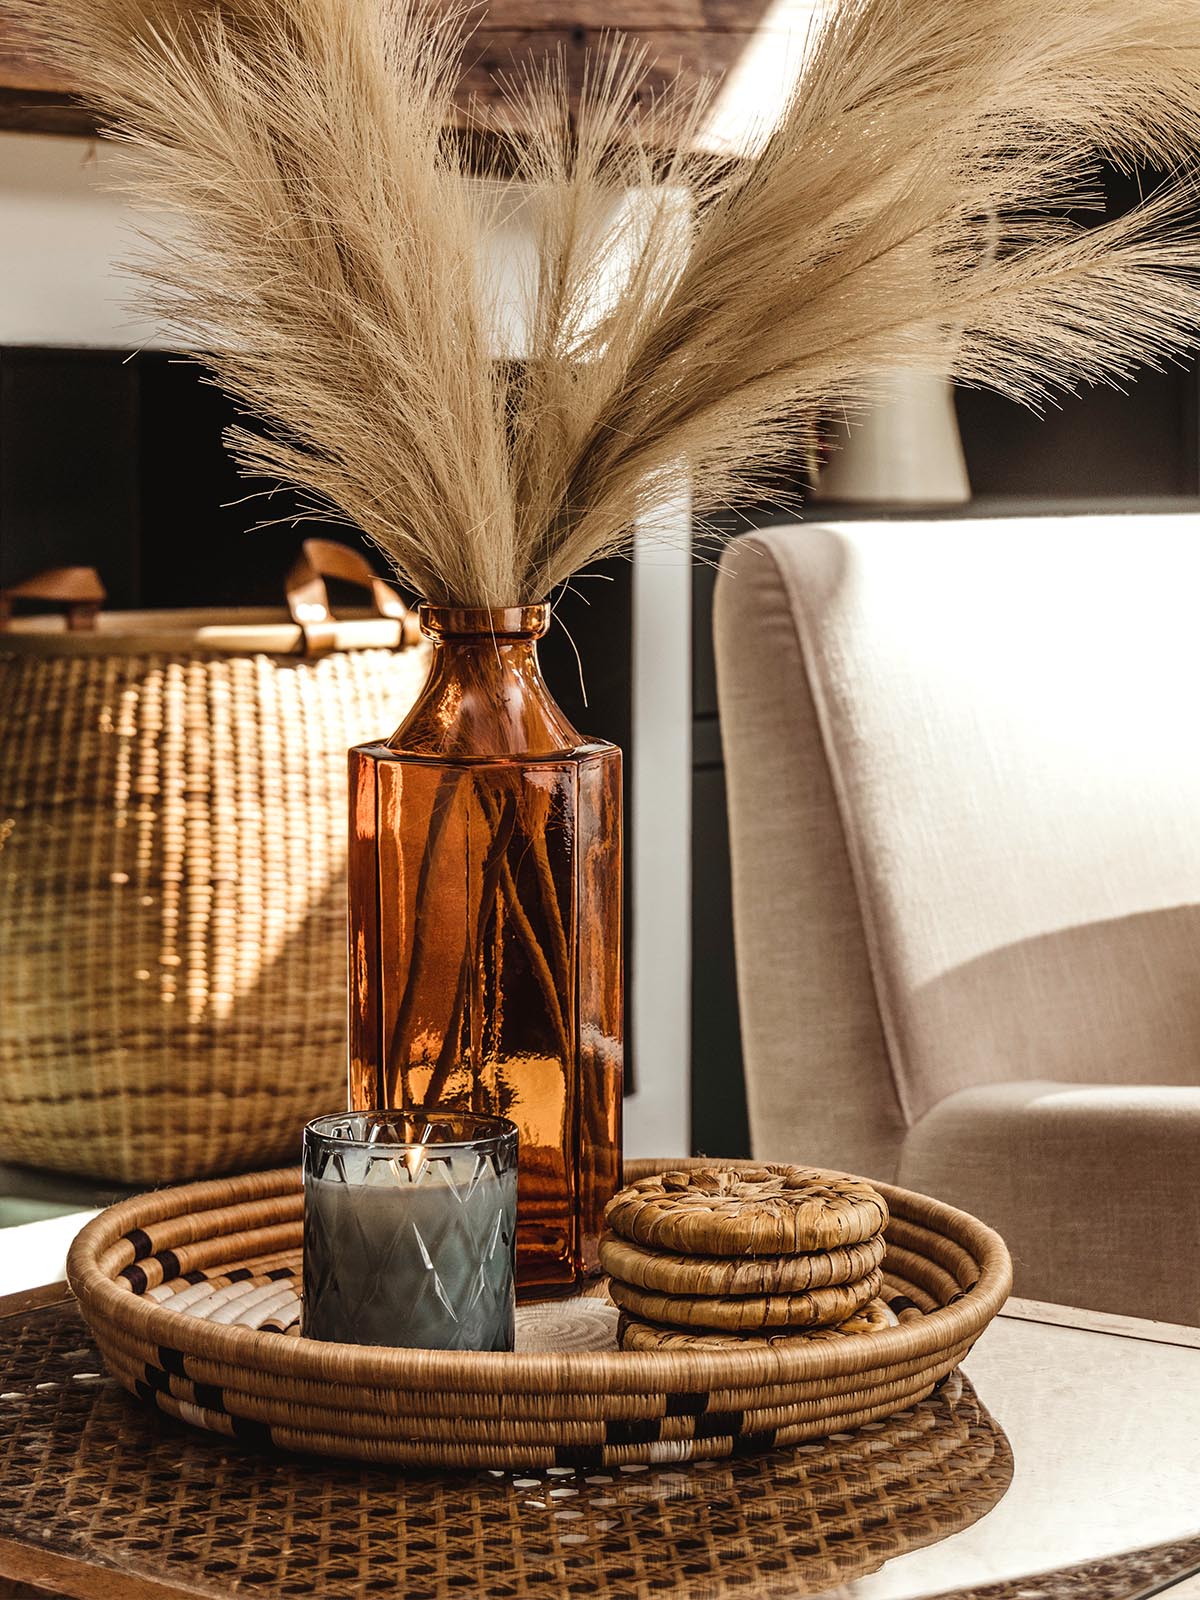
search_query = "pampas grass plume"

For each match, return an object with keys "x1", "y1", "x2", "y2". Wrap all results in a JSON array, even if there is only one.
[{"x1": 10, "y1": 0, "x2": 1200, "y2": 602}]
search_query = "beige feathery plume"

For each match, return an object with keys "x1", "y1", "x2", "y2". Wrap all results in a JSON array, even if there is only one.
[{"x1": 10, "y1": 0, "x2": 1200, "y2": 603}]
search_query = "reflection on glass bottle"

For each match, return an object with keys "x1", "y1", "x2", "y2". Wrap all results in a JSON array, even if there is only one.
[{"x1": 348, "y1": 603, "x2": 623, "y2": 1297}]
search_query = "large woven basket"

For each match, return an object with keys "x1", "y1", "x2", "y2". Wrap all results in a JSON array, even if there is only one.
[
  {"x1": 0, "y1": 544, "x2": 429, "y2": 1183},
  {"x1": 66, "y1": 1158, "x2": 1013, "y2": 1470}
]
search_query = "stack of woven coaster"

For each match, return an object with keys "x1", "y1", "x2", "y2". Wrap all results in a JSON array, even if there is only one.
[{"x1": 601, "y1": 1165, "x2": 894, "y2": 1351}]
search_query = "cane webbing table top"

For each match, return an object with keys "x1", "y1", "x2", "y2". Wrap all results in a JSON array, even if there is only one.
[{"x1": 1, "y1": 1284, "x2": 1199, "y2": 1600}]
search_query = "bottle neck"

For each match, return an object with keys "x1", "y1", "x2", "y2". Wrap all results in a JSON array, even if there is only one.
[{"x1": 388, "y1": 604, "x2": 584, "y2": 759}]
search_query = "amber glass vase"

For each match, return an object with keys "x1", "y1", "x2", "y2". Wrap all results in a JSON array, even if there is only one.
[{"x1": 347, "y1": 603, "x2": 622, "y2": 1297}]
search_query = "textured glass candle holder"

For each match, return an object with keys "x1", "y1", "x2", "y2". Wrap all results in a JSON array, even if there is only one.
[{"x1": 302, "y1": 1109, "x2": 518, "y2": 1351}]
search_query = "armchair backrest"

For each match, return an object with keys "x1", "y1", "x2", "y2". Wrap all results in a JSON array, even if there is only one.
[{"x1": 713, "y1": 517, "x2": 1200, "y2": 1180}]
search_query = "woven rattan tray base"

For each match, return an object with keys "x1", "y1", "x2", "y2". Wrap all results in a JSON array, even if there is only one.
[
  {"x1": 66, "y1": 1158, "x2": 1013, "y2": 1470},
  {"x1": 0, "y1": 1298, "x2": 1015, "y2": 1600}
]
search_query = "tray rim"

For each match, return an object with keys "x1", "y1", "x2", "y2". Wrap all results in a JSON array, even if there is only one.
[{"x1": 66, "y1": 1157, "x2": 1012, "y2": 1395}]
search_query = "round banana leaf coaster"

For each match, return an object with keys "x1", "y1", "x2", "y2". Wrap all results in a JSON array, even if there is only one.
[{"x1": 66, "y1": 1158, "x2": 1012, "y2": 1471}]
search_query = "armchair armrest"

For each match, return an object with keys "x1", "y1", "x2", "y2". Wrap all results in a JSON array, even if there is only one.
[{"x1": 898, "y1": 1080, "x2": 1200, "y2": 1324}]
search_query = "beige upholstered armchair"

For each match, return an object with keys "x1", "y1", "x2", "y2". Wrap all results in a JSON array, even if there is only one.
[{"x1": 713, "y1": 517, "x2": 1200, "y2": 1325}]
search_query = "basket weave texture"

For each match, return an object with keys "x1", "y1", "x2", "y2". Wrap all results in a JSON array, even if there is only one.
[
  {"x1": 0, "y1": 616, "x2": 428, "y2": 1182},
  {"x1": 66, "y1": 1157, "x2": 1013, "y2": 1469},
  {"x1": 0, "y1": 1296, "x2": 1015, "y2": 1600},
  {"x1": 598, "y1": 1228, "x2": 887, "y2": 1297}
]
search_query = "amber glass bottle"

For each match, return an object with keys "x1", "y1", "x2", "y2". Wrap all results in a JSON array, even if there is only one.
[{"x1": 347, "y1": 603, "x2": 623, "y2": 1297}]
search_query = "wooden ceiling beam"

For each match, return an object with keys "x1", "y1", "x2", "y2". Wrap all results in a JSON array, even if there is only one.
[{"x1": 0, "y1": 2, "x2": 787, "y2": 138}]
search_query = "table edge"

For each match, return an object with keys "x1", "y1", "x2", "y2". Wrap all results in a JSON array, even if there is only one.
[
  {"x1": 0, "y1": 1536, "x2": 210, "y2": 1600},
  {"x1": 998, "y1": 1296, "x2": 1200, "y2": 1350}
]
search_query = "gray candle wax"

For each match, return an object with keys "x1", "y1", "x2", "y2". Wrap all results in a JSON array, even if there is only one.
[{"x1": 302, "y1": 1137, "x2": 517, "y2": 1351}]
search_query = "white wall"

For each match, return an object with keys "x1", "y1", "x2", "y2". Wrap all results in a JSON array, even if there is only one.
[
  {"x1": 0, "y1": 130, "x2": 166, "y2": 348},
  {"x1": 625, "y1": 516, "x2": 693, "y2": 1160}
]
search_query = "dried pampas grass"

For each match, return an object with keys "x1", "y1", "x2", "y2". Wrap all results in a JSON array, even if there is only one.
[{"x1": 12, "y1": 0, "x2": 1200, "y2": 603}]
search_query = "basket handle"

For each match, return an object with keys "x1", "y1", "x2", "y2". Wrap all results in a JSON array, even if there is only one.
[
  {"x1": 285, "y1": 539, "x2": 420, "y2": 655},
  {"x1": 0, "y1": 566, "x2": 107, "y2": 632}
]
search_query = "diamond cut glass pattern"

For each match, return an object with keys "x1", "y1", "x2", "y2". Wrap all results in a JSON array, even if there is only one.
[{"x1": 302, "y1": 1110, "x2": 517, "y2": 1350}]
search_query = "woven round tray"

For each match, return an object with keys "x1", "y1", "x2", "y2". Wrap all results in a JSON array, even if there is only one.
[{"x1": 66, "y1": 1158, "x2": 1012, "y2": 1470}]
